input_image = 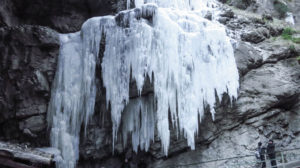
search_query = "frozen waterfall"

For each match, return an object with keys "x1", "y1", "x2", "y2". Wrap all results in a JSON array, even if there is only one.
[{"x1": 47, "y1": 0, "x2": 239, "y2": 167}]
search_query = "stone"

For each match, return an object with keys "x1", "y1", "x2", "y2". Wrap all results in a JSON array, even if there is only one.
[
  {"x1": 236, "y1": 17, "x2": 251, "y2": 25},
  {"x1": 234, "y1": 42, "x2": 263, "y2": 75},
  {"x1": 220, "y1": 9, "x2": 235, "y2": 18},
  {"x1": 204, "y1": 11, "x2": 212, "y2": 20},
  {"x1": 227, "y1": 21, "x2": 243, "y2": 29},
  {"x1": 217, "y1": 17, "x2": 230, "y2": 24},
  {"x1": 288, "y1": 103, "x2": 300, "y2": 134},
  {"x1": 19, "y1": 116, "x2": 46, "y2": 133},
  {"x1": 23, "y1": 128, "x2": 38, "y2": 138},
  {"x1": 34, "y1": 70, "x2": 50, "y2": 92},
  {"x1": 257, "y1": 27, "x2": 270, "y2": 38},
  {"x1": 16, "y1": 104, "x2": 47, "y2": 119},
  {"x1": 236, "y1": 59, "x2": 300, "y2": 118},
  {"x1": 250, "y1": 17, "x2": 266, "y2": 25},
  {"x1": 241, "y1": 30, "x2": 266, "y2": 43},
  {"x1": 231, "y1": 0, "x2": 254, "y2": 10},
  {"x1": 262, "y1": 13, "x2": 273, "y2": 21},
  {"x1": 268, "y1": 25, "x2": 283, "y2": 36},
  {"x1": 265, "y1": 47, "x2": 297, "y2": 63}
]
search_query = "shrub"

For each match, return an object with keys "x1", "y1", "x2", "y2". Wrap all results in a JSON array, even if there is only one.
[
  {"x1": 273, "y1": 0, "x2": 288, "y2": 18},
  {"x1": 297, "y1": 56, "x2": 300, "y2": 64},
  {"x1": 292, "y1": 38, "x2": 300, "y2": 44},
  {"x1": 281, "y1": 28, "x2": 300, "y2": 44},
  {"x1": 289, "y1": 44, "x2": 296, "y2": 51},
  {"x1": 282, "y1": 27, "x2": 296, "y2": 40}
]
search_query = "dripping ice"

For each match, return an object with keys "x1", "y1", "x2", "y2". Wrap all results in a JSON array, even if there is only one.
[{"x1": 47, "y1": 0, "x2": 239, "y2": 167}]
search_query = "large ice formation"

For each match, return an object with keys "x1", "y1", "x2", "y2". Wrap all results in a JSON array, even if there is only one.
[{"x1": 47, "y1": 0, "x2": 239, "y2": 167}]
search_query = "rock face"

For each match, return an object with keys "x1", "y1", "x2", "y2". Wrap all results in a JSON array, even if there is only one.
[
  {"x1": 221, "y1": 0, "x2": 300, "y2": 28},
  {"x1": 0, "y1": 0, "x2": 126, "y2": 33},
  {"x1": 0, "y1": 1, "x2": 300, "y2": 168},
  {"x1": 0, "y1": 25, "x2": 59, "y2": 145}
]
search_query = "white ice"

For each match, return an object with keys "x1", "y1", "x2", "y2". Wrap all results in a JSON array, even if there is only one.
[
  {"x1": 285, "y1": 12, "x2": 295, "y2": 25},
  {"x1": 48, "y1": 0, "x2": 239, "y2": 167}
]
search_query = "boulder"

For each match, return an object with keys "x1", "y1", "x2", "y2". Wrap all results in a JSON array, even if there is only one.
[
  {"x1": 234, "y1": 42, "x2": 263, "y2": 75},
  {"x1": 241, "y1": 30, "x2": 266, "y2": 43},
  {"x1": 220, "y1": 9, "x2": 235, "y2": 18}
]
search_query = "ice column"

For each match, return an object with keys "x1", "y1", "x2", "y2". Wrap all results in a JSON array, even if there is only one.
[{"x1": 47, "y1": 18, "x2": 102, "y2": 168}]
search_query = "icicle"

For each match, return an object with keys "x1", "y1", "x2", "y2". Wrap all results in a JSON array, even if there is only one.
[
  {"x1": 47, "y1": 18, "x2": 103, "y2": 168},
  {"x1": 100, "y1": 3, "x2": 239, "y2": 155},
  {"x1": 121, "y1": 94, "x2": 155, "y2": 152}
]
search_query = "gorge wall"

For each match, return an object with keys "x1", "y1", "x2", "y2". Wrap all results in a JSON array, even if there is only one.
[{"x1": 0, "y1": 0, "x2": 300, "y2": 168}]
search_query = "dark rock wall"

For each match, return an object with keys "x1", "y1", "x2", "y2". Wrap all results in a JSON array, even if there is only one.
[
  {"x1": 0, "y1": 0, "x2": 125, "y2": 33},
  {"x1": 0, "y1": 0, "x2": 124, "y2": 146},
  {"x1": 0, "y1": 26, "x2": 59, "y2": 145}
]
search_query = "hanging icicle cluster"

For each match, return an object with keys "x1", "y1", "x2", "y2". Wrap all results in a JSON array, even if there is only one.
[{"x1": 48, "y1": 1, "x2": 239, "y2": 167}]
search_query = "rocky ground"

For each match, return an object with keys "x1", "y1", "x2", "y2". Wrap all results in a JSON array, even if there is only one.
[{"x1": 0, "y1": 0, "x2": 300, "y2": 168}]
